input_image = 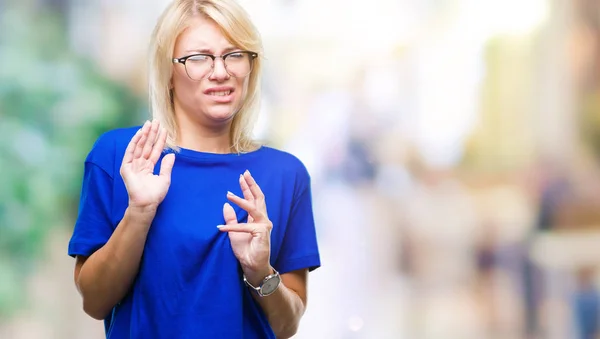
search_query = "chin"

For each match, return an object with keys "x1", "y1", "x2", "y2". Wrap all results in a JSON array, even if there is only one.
[{"x1": 206, "y1": 107, "x2": 236, "y2": 122}]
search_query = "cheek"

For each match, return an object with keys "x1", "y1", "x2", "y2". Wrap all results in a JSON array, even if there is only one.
[
  {"x1": 174, "y1": 74, "x2": 203, "y2": 102},
  {"x1": 172, "y1": 67, "x2": 188, "y2": 86}
]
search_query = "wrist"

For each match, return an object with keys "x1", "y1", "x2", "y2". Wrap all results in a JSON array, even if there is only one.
[
  {"x1": 126, "y1": 204, "x2": 157, "y2": 222},
  {"x1": 244, "y1": 266, "x2": 274, "y2": 287}
]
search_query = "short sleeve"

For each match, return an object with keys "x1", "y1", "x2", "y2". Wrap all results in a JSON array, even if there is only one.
[
  {"x1": 274, "y1": 172, "x2": 321, "y2": 274},
  {"x1": 68, "y1": 134, "x2": 116, "y2": 258}
]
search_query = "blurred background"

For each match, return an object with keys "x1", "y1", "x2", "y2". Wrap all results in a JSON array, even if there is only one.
[{"x1": 2, "y1": 0, "x2": 600, "y2": 338}]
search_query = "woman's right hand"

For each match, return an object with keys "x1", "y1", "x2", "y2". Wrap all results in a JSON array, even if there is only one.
[{"x1": 120, "y1": 120, "x2": 175, "y2": 210}]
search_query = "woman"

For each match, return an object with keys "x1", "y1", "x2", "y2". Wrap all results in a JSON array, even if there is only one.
[{"x1": 68, "y1": 0, "x2": 321, "y2": 338}]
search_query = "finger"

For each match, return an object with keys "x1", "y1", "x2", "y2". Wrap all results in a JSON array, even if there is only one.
[
  {"x1": 223, "y1": 202, "x2": 238, "y2": 225},
  {"x1": 238, "y1": 175, "x2": 256, "y2": 222},
  {"x1": 227, "y1": 191, "x2": 264, "y2": 222},
  {"x1": 217, "y1": 223, "x2": 257, "y2": 233},
  {"x1": 142, "y1": 120, "x2": 160, "y2": 159},
  {"x1": 244, "y1": 170, "x2": 268, "y2": 218},
  {"x1": 122, "y1": 128, "x2": 143, "y2": 165},
  {"x1": 239, "y1": 174, "x2": 254, "y2": 201},
  {"x1": 133, "y1": 121, "x2": 151, "y2": 159},
  {"x1": 226, "y1": 191, "x2": 258, "y2": 217},
  {"x1": 243, "y1": 170, "x2": 265, "y2": 201},
  {"x1": 149, "y1": 127, "x2": 167, "y2": 164},
  {"x1": 159, "y1": 153, "x2": 175, "y2": 178}
]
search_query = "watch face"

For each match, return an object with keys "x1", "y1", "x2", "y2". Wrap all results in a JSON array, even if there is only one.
[{"x1": 260, "y1": 274, "x2": 281, "y2": 296}]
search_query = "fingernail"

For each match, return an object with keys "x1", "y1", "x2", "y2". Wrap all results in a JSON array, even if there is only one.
[
  {"x1": 245, "y1": 170, "x2": 251, "y2": 176},
  {"x1": 217, "y1": 225, "x2": 224, "y2": 228},
  {"x1": 227, "y1": 191, "x2": 235, "y2": 196},
  {"x1": 239, "y1": 174, "x2": 244, "y2": 181}
]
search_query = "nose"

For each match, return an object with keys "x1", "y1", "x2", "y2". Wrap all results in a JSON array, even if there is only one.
[{"x1": 208, "y1": 57, "x2": 229, "y2": 81}]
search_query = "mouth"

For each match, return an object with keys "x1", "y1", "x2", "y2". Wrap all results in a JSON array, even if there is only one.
[
  {"x1": 204, "y1": 87, "x2": 235, "y2": 103},
  {"x1": 208, "y1": 90, "x2": 232, "y2": 97}
]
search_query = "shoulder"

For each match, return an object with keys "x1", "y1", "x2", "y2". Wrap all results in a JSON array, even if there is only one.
[
  {"x1": 90, "y1": 126, "x2": 140, "y2": 151},
  {"x1": 88, "y1": 126, "x2": 140, "y2": 157},
  {"x1": 85, "y1": 125, "x2": 140, "y2": 173},
  {"x1": 257, "y1": 146, "x2": 311, "y2": 190},
  {"x1": 258, "y1": 146, "x2": 308, "y2": 173}
]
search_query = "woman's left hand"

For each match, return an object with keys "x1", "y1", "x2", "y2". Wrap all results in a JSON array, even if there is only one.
[{"x1": 218, "y1": 170, "x2": 273, "y2": 283}]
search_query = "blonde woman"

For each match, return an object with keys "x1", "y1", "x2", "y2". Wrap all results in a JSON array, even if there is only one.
[{"x1": 67, "y1": 1, "x2": 320, "y2": 338}]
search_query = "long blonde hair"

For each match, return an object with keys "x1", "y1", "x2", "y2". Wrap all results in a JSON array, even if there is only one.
[{"x1": 148, "y1": 0, "x2": 263, "y2": 153}]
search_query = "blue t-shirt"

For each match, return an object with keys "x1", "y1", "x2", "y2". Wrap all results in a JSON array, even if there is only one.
[{"x1": 68, "y1": 126, "x2": 321, "y2": 339}]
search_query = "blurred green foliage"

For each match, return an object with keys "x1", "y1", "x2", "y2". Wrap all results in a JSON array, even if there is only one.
[{"x1": 0, "y1": 4, "x2": 145, "y2": 318}]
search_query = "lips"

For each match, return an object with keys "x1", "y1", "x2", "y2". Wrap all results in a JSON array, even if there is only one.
[{"x1": 204, "y1": 86, "x2": 235, "y2": 103}]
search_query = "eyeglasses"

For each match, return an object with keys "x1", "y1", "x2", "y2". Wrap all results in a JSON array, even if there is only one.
[{"x1": 172, "y1": 50, "x2": 258, "y2": 81}]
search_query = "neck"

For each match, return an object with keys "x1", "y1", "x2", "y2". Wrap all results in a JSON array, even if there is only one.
[{"x1": 174, "y1": 109, "x2": 233, "y2": 154}]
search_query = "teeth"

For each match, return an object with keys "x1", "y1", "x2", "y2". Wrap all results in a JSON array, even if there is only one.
[{"x1": 210, "y1": 90, "x2": 231, "y2": 96}]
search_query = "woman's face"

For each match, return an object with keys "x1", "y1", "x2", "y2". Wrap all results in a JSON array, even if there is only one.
[{"x1": 172, "y1": 16, "x2": 249, "y2": 128}]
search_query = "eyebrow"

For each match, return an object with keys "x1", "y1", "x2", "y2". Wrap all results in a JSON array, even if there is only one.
[{"x1": 185, "y1": 46, "x2": 239, "y2": 54}]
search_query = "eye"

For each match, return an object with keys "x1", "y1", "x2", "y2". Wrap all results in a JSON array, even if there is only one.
[
  {"x1": 228, "y1": 52, "x2": 245, "y2": 59},
  {"x1": 187, "y1": 55, "x2": 210, "y2": 62}
]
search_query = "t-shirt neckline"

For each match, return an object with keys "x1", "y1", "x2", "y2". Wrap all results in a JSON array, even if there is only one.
[{"x1": 171, "y1": 145, "x2": 266, "y2": 160}]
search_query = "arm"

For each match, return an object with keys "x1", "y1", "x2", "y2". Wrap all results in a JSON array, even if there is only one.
[
  {"x1": 245, "y1": 268, "x2": 308, "y2": 338},
  {"x1": 74, "y1": 205, "x2": 156, "y2": 320},
  {"x1": 72, "y1": 120, "x2": 174, "y2": 320},
  {"x1": 220, "y1": 171, "x2": 318, "y2": 338}
]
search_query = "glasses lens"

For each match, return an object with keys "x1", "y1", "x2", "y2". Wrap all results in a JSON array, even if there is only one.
[
  {"x1": 224, "y1": 52, "x2": 253, "y2": 78},
  {"x1": 185, "y1": 55, "x2": 213, "y2": 80}
]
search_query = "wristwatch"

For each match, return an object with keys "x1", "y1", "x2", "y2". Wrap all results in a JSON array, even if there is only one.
[{"x1": 243, "y1": 269, "x2": 281, "y2": 297}]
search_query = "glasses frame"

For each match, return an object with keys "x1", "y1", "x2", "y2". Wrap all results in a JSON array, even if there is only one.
[{"x1": 172, "y1": 50, "x2": 258, "y2": 81}]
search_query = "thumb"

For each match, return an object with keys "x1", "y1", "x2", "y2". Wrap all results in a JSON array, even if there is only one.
[
  {"x1": 159, "y1": 153, "x2": 175, "y2": 177},
  {"x1": 223, "y1": 202, "x2": 238, "y2": 225}
]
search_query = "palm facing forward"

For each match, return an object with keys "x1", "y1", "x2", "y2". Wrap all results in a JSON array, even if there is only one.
[{"x1": 120, "y1": 120, "x2": 175, "y2": 209}]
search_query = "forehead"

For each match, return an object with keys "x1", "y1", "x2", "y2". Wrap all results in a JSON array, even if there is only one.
[{"x1": 175, "y1": 16, "x2": 234, "y2": 53}]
